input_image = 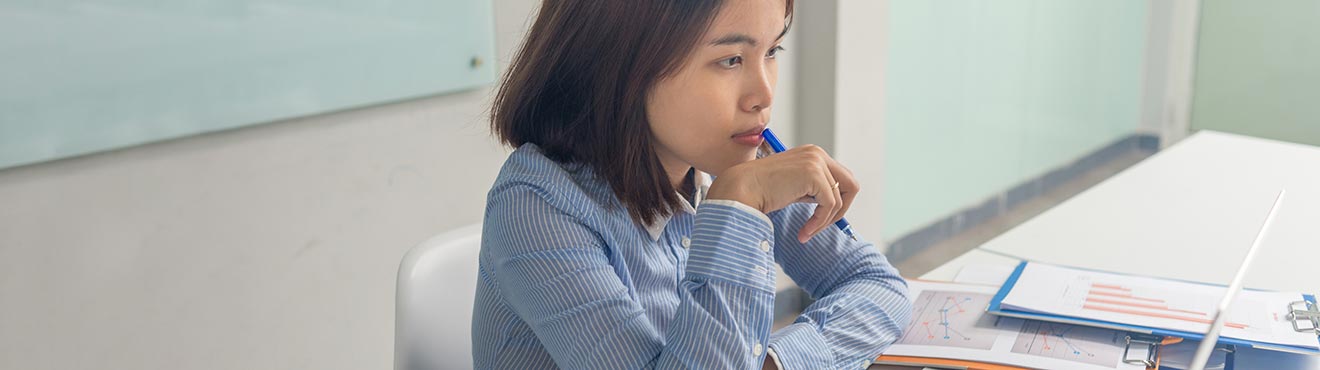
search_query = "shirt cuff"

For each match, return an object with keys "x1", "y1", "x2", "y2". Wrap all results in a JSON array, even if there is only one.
[
  {"x1": 685, "y1": 201, "x2": 776, "y2": 291},
  {"x1": 766, "y1": 347, "x2": 785, "y2": 370},
  {"x1": 700, "y1": 198, "x2": 772, "y2": 226},
  {"x1": 767, "y1": 322, "x2": 833, "y2": 370}
]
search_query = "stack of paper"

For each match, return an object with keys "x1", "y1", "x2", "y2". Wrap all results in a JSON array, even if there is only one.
[
  {"x1": 878, "y1": 280, "x2": 1154, "y2": 370},
  {"x1": 990, "y1": 263, "x2": 1320, "y2": 354}
]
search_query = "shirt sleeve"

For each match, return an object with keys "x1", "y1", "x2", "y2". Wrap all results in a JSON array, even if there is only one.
[
  {"x1": 764, "y1": 203, "x2": 913, "y2": 370},
  {"x1": 483, "y1": 183, "x2": 779, "y2": 369}
]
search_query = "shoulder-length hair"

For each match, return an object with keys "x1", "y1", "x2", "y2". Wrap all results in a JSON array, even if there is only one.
[{"x1": 491, "y1": 0, "x2": 794, "y2": 227}]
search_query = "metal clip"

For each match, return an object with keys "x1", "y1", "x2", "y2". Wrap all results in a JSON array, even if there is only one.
[
  {"x1": 1122, "y1": 334, "x2": 1161, "y2": 367},
  {"x1": 1287, "y1": 300, "x2": 1320, "y2": 334}
]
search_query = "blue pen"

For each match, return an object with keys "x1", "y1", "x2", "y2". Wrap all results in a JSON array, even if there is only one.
[{"x1": 760, "y1": 128, "x2": 860, "y2": 241}]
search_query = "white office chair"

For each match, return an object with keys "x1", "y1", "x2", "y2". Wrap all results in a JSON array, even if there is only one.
[{"x1": 395, "y1": 224, "x2": 483, "y2": 370}]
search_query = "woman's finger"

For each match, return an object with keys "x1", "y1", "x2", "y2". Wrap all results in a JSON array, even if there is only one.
[
  {"x1": 800, "y1": 168, "x2": 840, "y2": 243},
  {"x1": 813, "y1": 163, "x2": 842, "y2": 238},
  {"x1": 823, "y1": 156, "x2": 858, "y2": 228}
]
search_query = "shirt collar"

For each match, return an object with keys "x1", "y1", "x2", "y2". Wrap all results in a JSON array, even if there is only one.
[{"x1": 643, "y1": 170, "x2": 711, "y2": 241}]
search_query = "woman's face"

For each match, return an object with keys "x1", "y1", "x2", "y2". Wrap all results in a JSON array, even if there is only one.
[{"x1": 647, "y1": 0, "x2": 786, "y2": 185}]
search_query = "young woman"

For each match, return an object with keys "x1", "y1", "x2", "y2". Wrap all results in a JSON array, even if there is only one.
[{"x1": 473, "y1": 0, "x2": 911, "y2": 368}]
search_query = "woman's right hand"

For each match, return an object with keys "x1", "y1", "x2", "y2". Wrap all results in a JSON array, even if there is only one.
[{"x1": 706, "y1": 144, "x2": 859, "y2": 244}]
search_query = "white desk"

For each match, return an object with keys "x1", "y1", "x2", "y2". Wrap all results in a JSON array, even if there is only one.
[
  {"x1": 916, "y1": 249, "x2": 1020, "y2": 282},
  {"x1": 919, "y1": 131, "x2": 1320, "y2": 369},
  {"x1": 975, "y1": 131, "x2": 1320, "y2": 293}
]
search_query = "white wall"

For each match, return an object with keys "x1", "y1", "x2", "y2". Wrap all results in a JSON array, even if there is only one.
[
  {"x1": 1141, "y1": 0, "x2": 1201, "y2": 148},
  {"x1": 832, "y1": 0, "x2": 889, "y2": 245},
  {"x1": 0, "y1": 0, "x2": 802, "y2": 369},
  {"x1": 0, "y1": 0, "x2": 517, "y2": 369}
]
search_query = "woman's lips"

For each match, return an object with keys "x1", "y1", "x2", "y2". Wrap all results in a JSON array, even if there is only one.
[
  {"x1": 732, "y1": 132, "x2": 764, "y2": 147},
  {"x1": 731, "y1": 124, "x2": 767, "y2": 147}
]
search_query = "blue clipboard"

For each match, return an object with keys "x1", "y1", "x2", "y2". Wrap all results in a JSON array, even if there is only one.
[{"x1": 986, "y1": 261, "x2": 1320, "y2": 356}]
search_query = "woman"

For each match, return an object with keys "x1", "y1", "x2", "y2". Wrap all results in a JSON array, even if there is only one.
[{"x1": 473, "y1": 0, "x2": 911, "y2": 368}]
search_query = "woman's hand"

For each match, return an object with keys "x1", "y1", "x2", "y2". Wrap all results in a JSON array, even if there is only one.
[{"x1": 706, "y1": 145, "x2": 858, "y2": 243}]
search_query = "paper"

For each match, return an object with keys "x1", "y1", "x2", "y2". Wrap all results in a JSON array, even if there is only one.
[
  {"x1": 881, "y1": 280, "x2": 1150, "y2": 370},
  {"x1": 998, "y1": 263, "x2": 1319, "y2": 351}
]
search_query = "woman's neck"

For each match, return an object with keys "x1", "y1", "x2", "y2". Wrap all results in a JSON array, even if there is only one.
[
  {"x1": 669, "y1": 166, "x2": 696, "y2": 203},
  {"x1": 655, "y1": 150, "x2": 695, "y2": 202}
]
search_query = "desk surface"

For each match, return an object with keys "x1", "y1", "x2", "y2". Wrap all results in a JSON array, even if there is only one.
[
  {"x1": 917, "y1": 249, "x2": 1019, "y2": 281},
  {"x1": 917, "y1": 131, "x2": 1320, "y2": 368},
  {"x1": 973, "y1": 131, "x2": 1320, "y2": 293}
]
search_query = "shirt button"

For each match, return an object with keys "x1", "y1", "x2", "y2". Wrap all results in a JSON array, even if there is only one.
[
  {"x1": 759, "y1": 240, "x2": 770, "y2": 252},
  {"x1": 752, "y1": 343, "x2": 763, "y2": 356},
  {"x1": 681, "y1": 236, "x2": 691, "y2": 248},
  {"x1": 860, "y1": 359, "x2": 871, "y2": 368}
]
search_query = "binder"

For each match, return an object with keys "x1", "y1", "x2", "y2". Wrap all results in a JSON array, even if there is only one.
[
  {"x1": 986, "y1": 261, "x2": 1320, "y2": 369},
  {"x1": 874, "y1": 354, "x2": 1031, "y2": 369}
]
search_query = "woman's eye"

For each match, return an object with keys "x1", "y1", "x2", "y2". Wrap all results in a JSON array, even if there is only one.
[
  {"x1": 767, "y1": 45, "x2": 785, "y2": 59},
  {"x1": 719, "y1": 55, "x2": 743, "y2": 69}
]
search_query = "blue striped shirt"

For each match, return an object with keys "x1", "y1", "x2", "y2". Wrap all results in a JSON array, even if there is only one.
[{"x1": 473, "y1": 143, "x2": 911, "y2": 369}]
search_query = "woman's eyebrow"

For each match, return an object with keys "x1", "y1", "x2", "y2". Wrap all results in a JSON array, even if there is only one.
[{"x1": 709, "y1": 33, "x2": 759, "y2": 47}]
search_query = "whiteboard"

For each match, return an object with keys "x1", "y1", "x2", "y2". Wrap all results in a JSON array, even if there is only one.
[{"x1": 0, "y1": 0, "x2": 496, "y2": 169}]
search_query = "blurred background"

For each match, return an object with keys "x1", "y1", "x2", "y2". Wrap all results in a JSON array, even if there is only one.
[{"x1": 1, "y1": 0, "x2": 1316, "y2": 369}]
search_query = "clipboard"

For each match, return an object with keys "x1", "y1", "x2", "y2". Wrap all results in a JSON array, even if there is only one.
[{"x1": 986, "y1": 261, "x2": 1320, "y2": 365}]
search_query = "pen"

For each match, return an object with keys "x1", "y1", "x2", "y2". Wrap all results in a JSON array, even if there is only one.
[{"x1": 760, "y1": 128, "x2": 860, "y2": 241}]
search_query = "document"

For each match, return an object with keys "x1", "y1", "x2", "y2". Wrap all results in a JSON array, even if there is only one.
[
  {"x1": 879, "y1": 280, "x2": 1151, "y2": 370},
  {"x1": 997, "y1": 263, "x2": 1319, "y2": 351}
]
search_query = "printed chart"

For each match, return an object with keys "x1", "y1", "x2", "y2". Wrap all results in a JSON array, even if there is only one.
[
  {"x1": 1000, "y1": 262, "x2": 1319, "y2": 350},
  {"x1": 897, "y1": 291, "x2": 998, "y2": 350},
  {"x1": 1081, "y1": 280, "x2": 1250, "y2": 328},
  {"x1": 1011, "y1": 321, "x2": 1126, "y2": 367}
]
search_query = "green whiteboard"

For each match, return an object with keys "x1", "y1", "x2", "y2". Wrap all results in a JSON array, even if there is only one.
[
  {"x1": 0, "y1": 1, "x2": 496, "y2": 169},
  {"x1": 1192, "y1": 0, "x2": 1320, "y2": 146},
  {"x1": 882, "y1": 0, "x2": 1147, "y2": 237}
]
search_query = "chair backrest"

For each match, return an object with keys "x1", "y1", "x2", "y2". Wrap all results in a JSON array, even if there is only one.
[{"x1": 395, "y1": 224, "x2": 483, "y2": 370}]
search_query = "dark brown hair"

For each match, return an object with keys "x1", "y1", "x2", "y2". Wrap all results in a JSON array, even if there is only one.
[{"x1": 491, "y1": 0, "x2": 794, "y2": 226}]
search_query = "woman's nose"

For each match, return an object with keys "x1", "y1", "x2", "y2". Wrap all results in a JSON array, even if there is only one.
[{"x1": 740, "y1": 64, "x2": 775, "y2": 113}]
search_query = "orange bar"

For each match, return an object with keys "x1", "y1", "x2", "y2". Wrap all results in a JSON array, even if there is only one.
[
  {"x1": 1085, "y1": 297, "x2": 1206, "y2": 316},
  {"x1": 1092, "y1": 283, "x2": 1131, "y2": 291},
  {"x1": 1083, "y1": 304, "x2": 1248, "y2": 329},
  {"x1": 1088, "y1": 289, "x2": 1165, "y2": 303}
]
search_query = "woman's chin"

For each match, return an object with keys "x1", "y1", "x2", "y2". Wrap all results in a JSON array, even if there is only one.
[{"x1": 699, "y1": 156, "x2": 757, "y2": 178}]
